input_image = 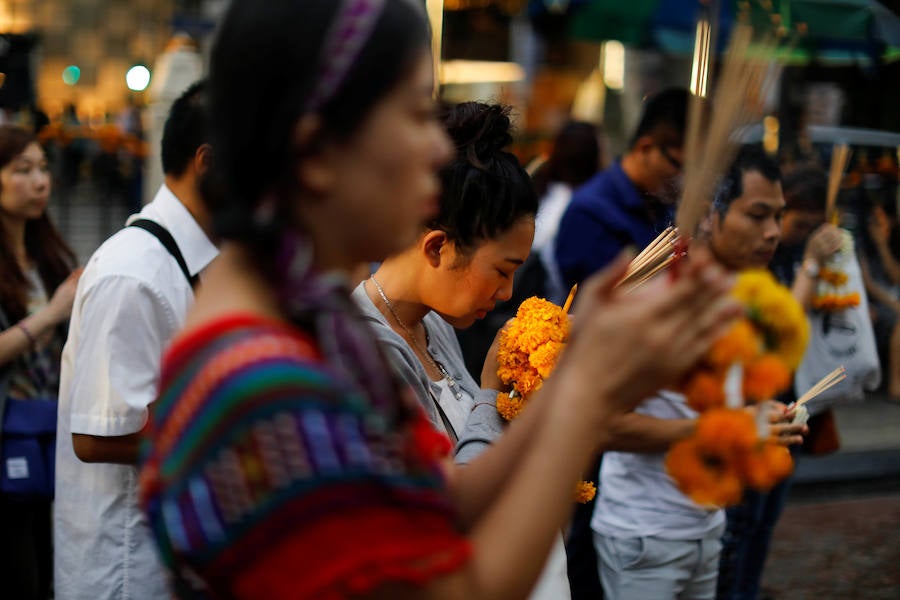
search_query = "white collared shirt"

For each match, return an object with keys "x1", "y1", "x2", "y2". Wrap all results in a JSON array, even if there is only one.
[{"x1": 54, "y1": 185, "x2": 217, "y2": 600}]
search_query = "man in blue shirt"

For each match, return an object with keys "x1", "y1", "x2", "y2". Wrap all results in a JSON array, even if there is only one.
[
  {"x1": 559, "y1": 88, "x2": 689, "y2": 600},
  {"x1": 555, "y1": 88, "x2": 689, "y2": 290}
]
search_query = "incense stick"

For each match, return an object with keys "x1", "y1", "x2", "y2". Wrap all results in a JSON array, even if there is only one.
[
  {"x1": 826, "y1": 144, "x2": 850, "y2": 222},
  {"x1": 562, "y1": 284, "x2": 578, "y2": 313},
  {"x1": 796, "y1": 366, "x2": 847, "y2": 406},
  {"x1": 676, "y1": 25, "x2": 781, "y2": 238}
]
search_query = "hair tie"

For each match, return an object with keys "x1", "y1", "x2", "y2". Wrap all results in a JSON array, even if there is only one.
[{"x1": 304, "y1": 0, "x2": 386, "y2": 112}]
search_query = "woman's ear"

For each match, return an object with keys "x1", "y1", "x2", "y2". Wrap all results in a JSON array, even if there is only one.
[
  {"x1": 421, "y1": 230, "x2": 448, "y2": 268},
  {"x1": 292, "y1": 114, "x2": 335, "y2": 195}
]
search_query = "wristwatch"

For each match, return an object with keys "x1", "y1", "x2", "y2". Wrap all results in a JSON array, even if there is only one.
[{"x1": 801, "y1": 257, "x2": 820, "y2": 279}]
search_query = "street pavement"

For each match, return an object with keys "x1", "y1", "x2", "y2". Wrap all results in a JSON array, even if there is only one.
[{"x1": 761, "y1": 394, "x2": 900, "y2": 599}]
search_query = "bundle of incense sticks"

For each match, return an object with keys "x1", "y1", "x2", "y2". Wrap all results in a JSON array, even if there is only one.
[
  {"x1": 795, "y1": 366, "x2": 847, "y2": 406},
  {"x1": 618, "y1": 227, "x2": 681, "y2": 289},
  {"x1": 826, "y1": 144, "x2": 851, "y2": 222},
  {"x1": 676, "y1": 24, "x2": 782, "y2": 238}
]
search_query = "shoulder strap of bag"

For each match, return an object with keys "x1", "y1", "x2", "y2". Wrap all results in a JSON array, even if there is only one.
[
  {"x1": 0, "y1": 304, "x2": 13, "y2": 454},
  {"x1": 128, "y1": 219, "x2": 199, "y2": 289}
]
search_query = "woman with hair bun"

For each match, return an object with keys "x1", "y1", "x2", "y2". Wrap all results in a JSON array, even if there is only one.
[
  {"x1": 353, "y1": 100, "x2": 571, "y2": 598},
  {"x1": 138, "y1": 1, "x2": 739, "y2": 598},
  {"x1": 354, "y1": 101, "x2": 535, "y2": 443}
]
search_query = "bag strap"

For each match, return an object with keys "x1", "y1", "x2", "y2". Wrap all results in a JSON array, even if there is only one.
[
  {"x1": 0, "y1": 304, "x2": 13, "y2": 456},
  {"x1": 427, "y1": 387, "x2": 459, "y2": 445},
  {"x1": 128, "y1": 219, "x2": 198, "y2": 289}
]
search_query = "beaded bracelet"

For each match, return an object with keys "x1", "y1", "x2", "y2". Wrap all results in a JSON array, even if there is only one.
[{"x1": 17, "y1": 322, "x2": 36, "y2": 349}]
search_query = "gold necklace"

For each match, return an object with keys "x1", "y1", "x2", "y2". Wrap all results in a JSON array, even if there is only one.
[{"x1": 369, "y1": 276, "x2": 462, "y2": 400}]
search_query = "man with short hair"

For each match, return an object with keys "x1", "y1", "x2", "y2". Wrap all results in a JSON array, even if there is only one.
[
  {"x1": 591, "y1": 147, "x2": 802, "y2": 600},
  {"x1": 559, "y1": 87, "x2": 690, "y2": 600},
  {"x1": 716, "y1": 164, "x2": 841, "y2": 600},
  {"x1": 555, "y1": 87, "x2": 688, "y2": 290},
  {"x1": 54, "y1": 81, "x2": 217, "y2": 599}
]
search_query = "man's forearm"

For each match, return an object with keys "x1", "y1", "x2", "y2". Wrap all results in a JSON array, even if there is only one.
[
  {"x1": 604, "y1": 412, "x2": 696, "y2": 453},
  {"x1": 72, "y1": 431, "x2": 144, "y2": 465}
]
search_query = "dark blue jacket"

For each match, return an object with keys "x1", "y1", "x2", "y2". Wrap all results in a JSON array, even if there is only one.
[{"x1": 554, "y1": 161, "x2": 674, "y2": 288}]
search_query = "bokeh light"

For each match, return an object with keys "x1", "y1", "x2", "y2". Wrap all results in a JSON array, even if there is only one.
[{"x1": 125, "y1": 65, "x2": 151, "y2": 91}]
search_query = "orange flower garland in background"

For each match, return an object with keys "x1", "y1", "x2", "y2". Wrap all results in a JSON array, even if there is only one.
[
  {"x1": 813, "y1": 231, "x2": 860, "y2": 313},
  {"x1": 495, "y1": 295, "x2": 598, "y2": 502},
  {"x1": 667, "y1": 270, "x2": 809, "y2": 508}
]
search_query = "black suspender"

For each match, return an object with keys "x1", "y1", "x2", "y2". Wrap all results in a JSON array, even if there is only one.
[{"x1": 127, "y1": 219, "x2": 199, "y2": 289}]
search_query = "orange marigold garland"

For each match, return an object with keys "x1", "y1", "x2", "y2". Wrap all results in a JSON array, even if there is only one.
[
  {"x1": 813, "y1": 231, "x2": 860, "y2": 313},
  {"x1": 574, "y1": 480, "x2": 597, "y2": 503},
  {"x1": 667, "y1": 270, "x2": 808, "y2": 508},
  {"x1": 496, "y1": 294, "x2": 596, "y2": 502},
  {"x1": 496, "y1": 296, "x2": 569, "y2": 404},
  {"x1": 679, "y1": 270, "x2": 808, "y2": 412}
]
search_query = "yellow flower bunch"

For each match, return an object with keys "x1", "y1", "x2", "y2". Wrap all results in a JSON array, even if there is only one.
[
  {"x1": 730, "y1": 270, "x2": 809, "y2": 370},
  {"x1": 680, "y1": 270, "x2": 808, "y2": 412},
  {"x1": 496, "y1": 295, "x2": 595, "y2": 503}
]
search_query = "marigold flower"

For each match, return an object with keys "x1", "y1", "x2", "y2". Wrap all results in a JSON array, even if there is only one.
[
  {"x1": 743, "y1": 354, "x2": 792, "y2": 403},
  {"x1": 496, "y1": 296, "x2": 570, "y2": 416},
  {"x1": 812, "y1": 292, "x2": 860, "y2": 312},
  {"x1": 695, "y1": 408, "x2": 758, "y2": 451},
  {"x1": 819, "y1": 267, "x2": 849, "y2": 287},
  {"x1": 529, "y1": 341, "x2": 564, "y2": 379},
  {"x1": 666, "y1": 437, "x2": 745, "y2": 508},
  {"x1": 738, "y1": 442, "x2": 793, "y2": 491},
  {"x1": 707, "y1": 320, "x2": 760, "y2": 368},
  {"x1": 666, "y1": 409, "x2": 760, "y2": 507},
  {"x1": 732, "y1": 270, "x2": 809, "y2": 370},
  {"x1": 683, "y1": 370, "x2": 726, "y2": 412},
  {"x1": 496, "y1": 392, "x2": 525, "y2": 421},
  {"x1": 574, "y1": 480, "x2": 597, "y2": 503}
]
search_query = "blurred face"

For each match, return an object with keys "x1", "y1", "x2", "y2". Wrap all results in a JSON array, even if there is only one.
[
  {"x1": 642, "y1": 140, "x2": 684, "y2": 204},
  {"x1": 710, "y1": 170, "x2": 785, "y2": 271},
  {"x1": 311, "y1": 50, "x2": 453, "y2": 271},
  {"x1": 780, "y1": 208, "x2": 825, "y2": 247},
  {"x1": 0, "y1": 142, "x2": 50, "y2": 222},
  {"x1": 430, "y1": 217, "x2": 535, "y2": 329}
]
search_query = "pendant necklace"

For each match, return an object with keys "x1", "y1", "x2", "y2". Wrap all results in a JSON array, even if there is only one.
[{"x1": 369, "y1": 276, "x2": 462, "y2": 401}]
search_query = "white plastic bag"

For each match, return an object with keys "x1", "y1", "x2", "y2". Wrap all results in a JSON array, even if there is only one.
[{"x1": 794, "y1": 233, "x2": 880, "y2": 413}]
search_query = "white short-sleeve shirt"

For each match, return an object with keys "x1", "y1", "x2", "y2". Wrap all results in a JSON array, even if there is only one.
[{"x1": 54, "y1": 185, "x2": 217, "y2": 600}]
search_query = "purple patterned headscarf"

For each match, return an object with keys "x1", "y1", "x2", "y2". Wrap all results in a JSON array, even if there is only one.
[
  {"x1": 274, "y1": 0, "x2": 427, "y2": 420},
  {"x1": 305, "y1": 0, "x2": 387, "y2": 112}
]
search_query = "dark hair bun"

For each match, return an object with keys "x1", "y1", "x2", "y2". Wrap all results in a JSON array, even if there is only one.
[{"x1": 441, "y1": 102, "x2": 513, "y2": 169}]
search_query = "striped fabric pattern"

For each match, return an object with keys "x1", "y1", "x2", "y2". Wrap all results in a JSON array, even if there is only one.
[{"x1": 139, "y1": 314, "x2": 470, "y2": 597}]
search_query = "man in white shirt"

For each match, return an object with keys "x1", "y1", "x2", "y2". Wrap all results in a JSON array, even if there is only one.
[
  {"x1": 54, "y1": 81, "x2": 217, "y2": 600},
  {"x1": 591, "y1": 147, "x2": 802, "y2": 600}
]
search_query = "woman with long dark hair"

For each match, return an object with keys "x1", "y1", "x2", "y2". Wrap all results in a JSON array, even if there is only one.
[
  {"x1": 137, "y1": 2, "x2": 738, "y2": 598},
  {"x1": 0, "y1": 124, "x2": 80, "y2": 599}
]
